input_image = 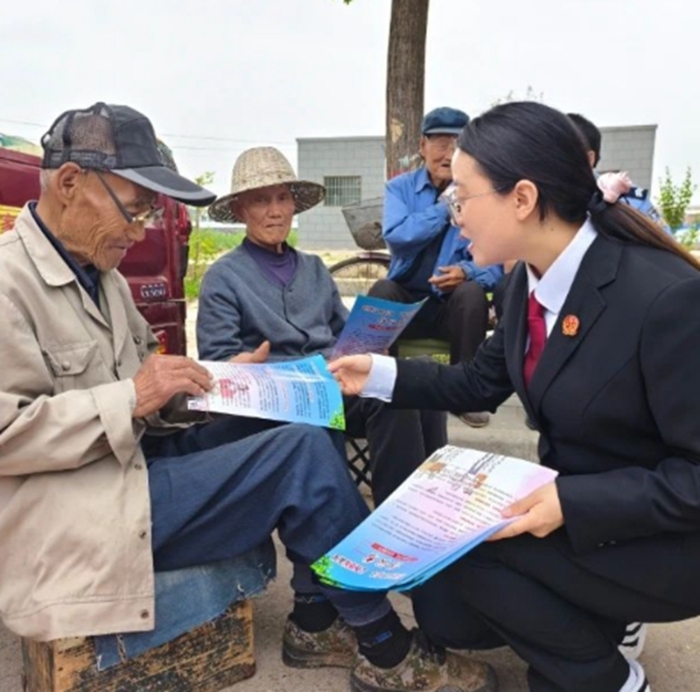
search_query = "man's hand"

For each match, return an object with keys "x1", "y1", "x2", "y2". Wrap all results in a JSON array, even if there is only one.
[
  {"x1": 428, "y1": 265, "x2": 466, "y2": 292},
  {"x1": 488, "y1": 482, "x2": 564, "y2": 541},
  {"x1": 328, "y1": 355, "x2": 374, "y2": 396},
  {"x1": 132, "y1": 355, "x2": 214, "y2": 418},
  {"x1": 229, "y1": 341, "x2": 271, "y2": 364}
]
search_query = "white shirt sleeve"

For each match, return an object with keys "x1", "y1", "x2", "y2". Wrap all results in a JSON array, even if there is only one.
[{"x1": 360, "y1": 354, "x2": 397, "y2": 402}]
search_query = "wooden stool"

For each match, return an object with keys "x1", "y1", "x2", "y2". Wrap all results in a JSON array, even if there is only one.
[{"x1": 21, "y1": 600, "x2": 255, "y2": 692}]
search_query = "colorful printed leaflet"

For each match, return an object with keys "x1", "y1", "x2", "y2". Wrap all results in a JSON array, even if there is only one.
[
  {"x1": 312, "y1": 446, "x2": 558, "y2": 590},
  {"x1": 188, "y1": 354, "x2": 345, "y2": 430},
  {"x1": 331, "y1": 295, "x2": 426, "y2": 359}
]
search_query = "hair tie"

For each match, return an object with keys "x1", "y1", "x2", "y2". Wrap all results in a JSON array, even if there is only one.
[
  {"x1": 597, "y1": 171, "x2": 633, "y2": 203},
  {"x1": 587, "y1": 190, "x2": 608, "y2": 215}
]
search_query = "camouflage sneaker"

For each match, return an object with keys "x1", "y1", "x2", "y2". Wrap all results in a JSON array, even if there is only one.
[
  {"x1": 282, "y1": 616, "x2": 358, "y2": 669},
  {"x1": 351, "y1": 630, "x2": 497, "y2": 692}
]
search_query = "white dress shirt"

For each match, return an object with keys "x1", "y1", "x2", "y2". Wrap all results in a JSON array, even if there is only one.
[
  {"x1": 362, "y1": 218, "x2": 599, "y2": 401},
  {"x1": 526, "y1": 218, "x2": 598, "y2": 338}
]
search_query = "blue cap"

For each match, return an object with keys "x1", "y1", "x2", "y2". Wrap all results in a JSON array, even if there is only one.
[{"x1": 421, "y1": 107, "x2": 469, "y2": 136}]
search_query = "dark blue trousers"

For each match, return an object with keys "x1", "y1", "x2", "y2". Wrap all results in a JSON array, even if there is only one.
[{"x1": 142, "y1": 417, "x2": 389, "y2": 626}]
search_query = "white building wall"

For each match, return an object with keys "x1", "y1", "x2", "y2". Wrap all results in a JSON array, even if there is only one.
[
  {"x1": 297, "y1": 137, "x2": 384, "y2": 249},
  {"x1": 598, "y1": 125, "x2": 657, "y2": 190},
  {"x1": 297, "y1": 125, "x2": 658, "y2": 250}
]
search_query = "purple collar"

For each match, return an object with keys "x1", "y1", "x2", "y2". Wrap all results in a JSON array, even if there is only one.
[{"x1": 242, "y1": 238, "x2": 298, "y2": 288}]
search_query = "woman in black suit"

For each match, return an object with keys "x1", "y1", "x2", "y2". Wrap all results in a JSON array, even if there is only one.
[{"x1": 330, "y1": 101, "x2": 700, "y2": 692}]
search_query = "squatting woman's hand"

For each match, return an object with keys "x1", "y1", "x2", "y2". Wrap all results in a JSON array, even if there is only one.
[
  {"x1": 327, "y1": 355, "x2": 374, "y2": 396},
  {"x1": 488, "y1": 482, "x2": 564, "y2": 541}
]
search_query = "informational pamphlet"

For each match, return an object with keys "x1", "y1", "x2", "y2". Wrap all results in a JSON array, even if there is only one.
[
  {"x1": 188, "y1": 354, "x2": 345, "y2": 430},
  {"x1": 331, "y1": 295, "x2": 426, "y2": 359},
  {"x1": 312, "y1": 446, "x2": 558, "y2": 590}
]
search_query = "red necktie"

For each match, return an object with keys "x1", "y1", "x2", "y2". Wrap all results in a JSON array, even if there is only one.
[{"x1": 523, "y1": 292, "x2": 547, "y2": 387}]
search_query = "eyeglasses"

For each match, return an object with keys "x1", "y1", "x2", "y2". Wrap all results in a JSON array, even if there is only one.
[
  {"x1": 439, "y1": 183, "x2": 503, "y2": 225},
  {"x1": 424, "y1": 134, "x2": 457, "y2": 151},
  {"x1": 424, "y1": 135, "x2": 458, "y2": 153},
  {"x1": 94, "y1": 170, "x2": 163, "y2": 225}
]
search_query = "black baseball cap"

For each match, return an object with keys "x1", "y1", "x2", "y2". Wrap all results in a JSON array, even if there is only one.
[{"x1": 41, "y1": 102, "x2": 215, "y2": 206}]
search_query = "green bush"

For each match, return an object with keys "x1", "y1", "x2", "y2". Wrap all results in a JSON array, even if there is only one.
[
  {"x1": 657, "y1": 167, "x2": 695, "y2": 231},
  {"x1": 676, "y1": 225, "x2": 699, "y2": 251}
]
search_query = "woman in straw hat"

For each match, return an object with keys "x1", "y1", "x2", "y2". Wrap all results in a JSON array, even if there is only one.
[
  {"x1": 207, "y1": 145, "x2": 326, "y2": 227},
  {"x1": 198, "y1": 147, "x2": 447, "y2": 509},
  {"x1": 196, "y1": 147, "x2": 492, "y2": 692}
]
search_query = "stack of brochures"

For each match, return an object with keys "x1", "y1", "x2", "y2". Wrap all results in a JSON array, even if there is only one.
[{"x1": 312, "y1": 446, "x2": 558, "y2": 591}]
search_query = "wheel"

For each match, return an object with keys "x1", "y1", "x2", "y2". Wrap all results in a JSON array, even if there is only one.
[{"x1": 329, "y1": 256, "x2": 390, "y2": 302}]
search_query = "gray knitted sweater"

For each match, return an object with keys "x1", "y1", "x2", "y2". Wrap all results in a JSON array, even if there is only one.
[{"x1": 196, "y1": 244, "x2": 348, "y2": 362}]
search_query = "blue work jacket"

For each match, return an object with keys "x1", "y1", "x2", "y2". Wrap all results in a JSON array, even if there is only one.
[{"x1": 382, "y1": 167, "x2": 503, "y2": 295}]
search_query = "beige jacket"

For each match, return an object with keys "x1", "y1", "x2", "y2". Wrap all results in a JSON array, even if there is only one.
[{"x1": 0, "y1": 206, "x2": 175, "y2": 641}]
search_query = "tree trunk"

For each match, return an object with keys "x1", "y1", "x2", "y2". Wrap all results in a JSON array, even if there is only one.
[{"x1": 385, "y1": 0, "x2": 429, "y2": 179}]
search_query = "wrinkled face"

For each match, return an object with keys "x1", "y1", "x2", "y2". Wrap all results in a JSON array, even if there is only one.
[
  {"x1": 56, "y1": 168, "x2": 156, "y2": 271},
  {"x1": 450, "y1": 150, "x2": 523, "y2": 266},
  {"x1": 235, "y1": 184, "x2": 295, "y2": 252},
  {"x1": 420, "y1": 134, "x2": 457, "y2": 188}
]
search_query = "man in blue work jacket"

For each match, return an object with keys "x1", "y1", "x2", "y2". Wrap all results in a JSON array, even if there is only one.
[{"x1": 369, "y1": 107, "x2": 503, "y2": 428}]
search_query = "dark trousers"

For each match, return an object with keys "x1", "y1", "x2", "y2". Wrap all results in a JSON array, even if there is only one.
[
  {"x1": 344, "y1": 395, "x2": 447, "y2": 506},
  {"x1": 369, "y1": 279, "x2": 489, "y2": 365},
  {"x1": 412, "y1": 530, "x2": 696, "y2": 691},
  {"x1": 142, "y1": 417, "x2": 389, "y2": 626}
]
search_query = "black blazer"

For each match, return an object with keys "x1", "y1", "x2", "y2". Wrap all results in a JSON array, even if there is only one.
[{"x1": 393, "y1": 234, "x2": 700, "y2": 609}]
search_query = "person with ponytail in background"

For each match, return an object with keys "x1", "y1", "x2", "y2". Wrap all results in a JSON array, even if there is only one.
[{"x1": 329, "y1": 101, "x2": 700, "y2": 692}]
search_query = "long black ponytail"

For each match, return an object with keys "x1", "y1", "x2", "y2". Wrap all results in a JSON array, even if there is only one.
[{"x1": 457, "y1": 101, "x2": 700, "y2": 271}]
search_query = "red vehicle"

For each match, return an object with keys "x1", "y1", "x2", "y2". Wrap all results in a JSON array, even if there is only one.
[{"x1": 0, "y1": 143, "x2": 192, "y2": 355}]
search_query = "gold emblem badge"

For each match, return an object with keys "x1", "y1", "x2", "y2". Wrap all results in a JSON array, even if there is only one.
[{"x1": 562, "y1": 315, "x2": 580, "y2": 337}]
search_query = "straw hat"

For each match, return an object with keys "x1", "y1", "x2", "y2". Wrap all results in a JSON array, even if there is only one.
[{"x1": 208, "y1": 146, "x2": 325, "y2": 222}]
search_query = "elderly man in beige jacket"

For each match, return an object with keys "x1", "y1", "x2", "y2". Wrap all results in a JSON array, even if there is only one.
[{"x1": 0, "y1": 103, "x2": 496, "y2": 692}]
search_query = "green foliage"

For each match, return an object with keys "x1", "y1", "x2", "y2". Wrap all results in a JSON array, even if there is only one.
[
  {"x1": 185, "y1": 172, "x2": 217, "y2": 300},
  {"x1": 679, "y1": 225, "x2": 699, "y2": 250},
  {"x1": 657, "y1": 167, "x2": 695, "y2": 231}
]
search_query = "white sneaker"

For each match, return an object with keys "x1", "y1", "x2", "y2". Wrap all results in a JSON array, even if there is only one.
[
  {"x1": 619, "y1": 622, "x2": 648, "y2": 660},
  {"x1": 619, "y1": 659, "x2": 651, "y2": 691}
]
